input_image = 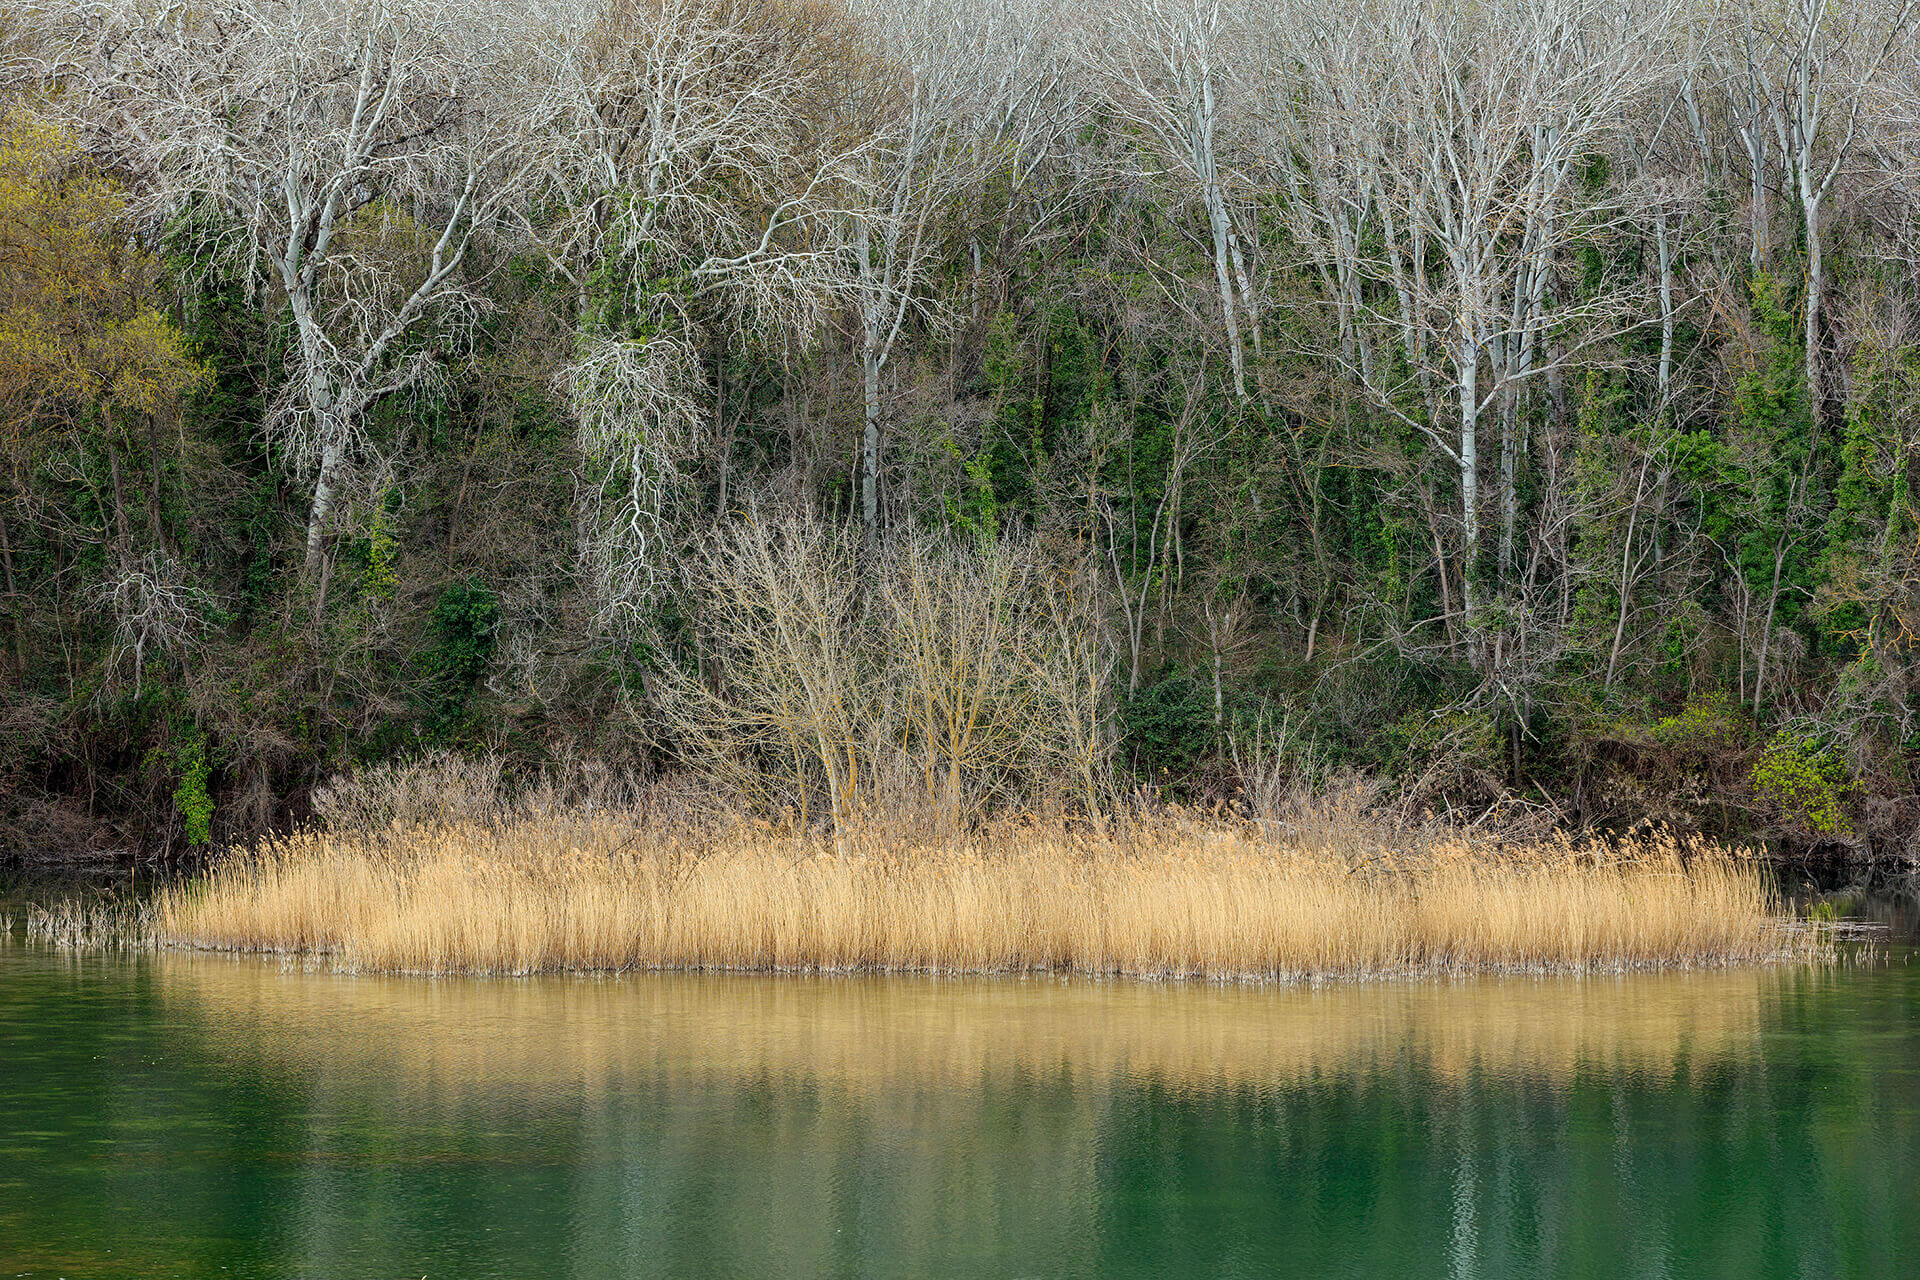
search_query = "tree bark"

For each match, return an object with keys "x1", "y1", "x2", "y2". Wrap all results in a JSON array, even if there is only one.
[
  {"x1": 1204, "y1": 185, "x2": 1248, "y2": 401},
  {"x1": 1457, "y1": 337, "x2": 1480, "y2": 619},
  {"x1": 862, "y1": 348, "x2": 881, "y2": 541},
  {"x1": 304, "y1": 437, "x2": 346, "y2": 576},
  {"x1": 1803, "y1": 190, "x2": 1824, "y2": 413}
]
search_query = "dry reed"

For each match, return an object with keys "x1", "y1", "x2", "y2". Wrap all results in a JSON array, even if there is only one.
[
  {"x1": 154, "y1": 810, "x2": 1794, "y2": 979},
  {"x1": 24, "y1": 896, "x2": 153, "y2": 951}
]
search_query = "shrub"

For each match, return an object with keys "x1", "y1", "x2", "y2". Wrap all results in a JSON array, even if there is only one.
[
  {"x1": 1639, "y1": 695, "x2": 1747, "y2": 753},
  {"x1": 1122, "y1": 674, "x2": 1215, "y2": 781},
  {"x1": 1385, "y1": 706, "x2": 1504, "y2": 806},
  {"x1": 422, "y1": 579, "x2": 500, "y2": 735},
  {"x1": 172, "y1": 731, "x2": 214, "y2": 846},
  {"x1": 1749, "y1": 732, "x2": 1854, "y2": 838},
  {"x1": 427, "y1": 579, "x2": 500, "y2": 689},
  {"x1": 1573, "y1": 694, "x2": 1753, "y2": 833}
]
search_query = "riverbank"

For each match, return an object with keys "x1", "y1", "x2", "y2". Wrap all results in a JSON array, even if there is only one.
[{"x1": 147, "y1": 807, "x2": 1796, "y2": 979}]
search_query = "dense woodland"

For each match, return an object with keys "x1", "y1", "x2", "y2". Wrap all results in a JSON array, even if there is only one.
[{"x1": 5, "y1": 0, "x2": 1920, "y2": 860}]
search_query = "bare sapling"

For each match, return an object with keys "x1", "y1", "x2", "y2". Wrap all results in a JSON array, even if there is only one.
[
  {"x1": 883, "y1": 531, "x2": 1071, "y2": 827},
  {"x1": 654, "y1": 511, "x2": 1113, "y2": 831},
  {"x1": 653, "y1": 508, "x2": 885, "y2": 831}
]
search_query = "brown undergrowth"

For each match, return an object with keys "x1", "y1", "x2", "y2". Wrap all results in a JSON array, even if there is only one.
[{"x1": 151, "y1": 786, "x2": 1795, "y2": 979}]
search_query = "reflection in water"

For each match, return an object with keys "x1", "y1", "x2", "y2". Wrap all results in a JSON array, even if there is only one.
[
  {"x1": 2, "y1": 946, "x2": 1917, "y2": 1279},
  {"x1": 160, "y1": 952, "x2": 1782, "y2": 1095}
]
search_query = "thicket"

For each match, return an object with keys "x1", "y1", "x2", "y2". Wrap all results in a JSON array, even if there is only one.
[{"x1": 4, "y1": 0, "x2": 1920, "y2": 862}]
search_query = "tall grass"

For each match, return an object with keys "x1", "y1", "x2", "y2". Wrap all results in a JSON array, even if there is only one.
[
  {"x1": 155, "y1": 801, "x2": 1792, "y2": 979},
  {"x1": 24, "y1": 895, "x2": 154, "y2": 951}
]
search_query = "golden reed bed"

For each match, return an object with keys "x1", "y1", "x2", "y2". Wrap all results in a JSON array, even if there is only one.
[{"x1": 153, "y1": 813, "x2": 1794, "y2": 980}]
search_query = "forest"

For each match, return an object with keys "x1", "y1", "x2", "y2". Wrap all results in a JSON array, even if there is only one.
[{"x1": 4, "y1": 0, "x2": 1920, "y2": 863}]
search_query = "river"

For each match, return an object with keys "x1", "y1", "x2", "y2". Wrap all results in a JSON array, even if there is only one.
[{"x1": 2, "y1": 898, "x2": 1917, "y2": 1278}]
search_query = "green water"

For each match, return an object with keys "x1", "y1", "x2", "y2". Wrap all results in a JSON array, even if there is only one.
[{"x1": 2, "y1": 938, "x2": 1917, "y2": 1279}]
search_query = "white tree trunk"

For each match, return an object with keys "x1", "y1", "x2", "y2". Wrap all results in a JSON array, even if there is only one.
[
  {"x1": 1204, "y1": 184, "x2": 1248, "y2": 400},
  {"x1": 1740, "y1": 122, "x2": 1767, "y2": 275},
  {"x1": 304, "y1": 437, "x2": 346, "y2": 575},
  {"x1": 863, "y1": 346, "x2": 882, "y2": 539},
  {"x1": 1655, "y1": 206, "x2": 1674, "y2": 402},
  {"x1": 1803, "y1": 188, "x2": 1823, "y2": 409},
  {"x1": 1457, "y1": 337, "x2": 1480, "y2": 619},
  {"x1": 856, "y1": 217, "x2": 883, "y2": 542}
]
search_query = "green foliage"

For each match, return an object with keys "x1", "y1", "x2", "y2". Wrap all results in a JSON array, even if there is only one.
[
  {"x1": 171, "y1": 729, "x2": 213, "y2": 846},
  {"x1": 1121, "y1": 674, "x2": 1214, "y2": 781},
  {"x1": 355, "y1": 491, "x2": 401, "y2": 599},
  {"x1": 1634, "y1": 695, "x2": 1748, "y2": 753},
  {"x1": 939, "y1": 436, "x2": 1000, "y2": 542},
  {"x1": 1711, "y1": 275, "x2": 1824, "y2": 641},
  {"x1": 429, "y1": 579, "x2": 499, "y2": 686},
  {"x1": 422, "y1": 579, "x2": 500, "y2": 736},
  {"x1": 1816, "y1": 309, "x2": 1920, "y2": 656},
  {"x1": 1750, "y1": 732, "x2": 1854, "y2": 837}
]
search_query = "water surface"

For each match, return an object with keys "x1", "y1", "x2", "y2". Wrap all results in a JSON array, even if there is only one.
[{"x1": 2, "y1": 931, "x2": 1917, "y2": 1278}]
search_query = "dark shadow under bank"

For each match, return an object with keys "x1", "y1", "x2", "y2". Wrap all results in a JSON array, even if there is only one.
[{"x1": 9, "y1": 823, "x2": 1920, "y2": 877}]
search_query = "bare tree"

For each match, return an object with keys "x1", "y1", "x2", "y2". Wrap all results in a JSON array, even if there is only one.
[
  {"x1": 949, "y1": 0, "x2": 1090, "y2": 321},
  {"x1": 1088, "y1": 0, "x2": 1259, "y2": 400},
  {"x1": 1711, "y1": 0, "x2": 1781, "y2": 276},
  {"x1": 69, "y1": 0, "x2": 549, "y2": 587},
  {"x1": 1030, "y1": 549, "x2": 1119, "y2": 822},
  {"x1": 656, "y1": 507, "x2": 881, "y2": 830},
  {"x1": 1624, "y1": 140, "x2": 1691, "y2": 410},
  {"x1": 883, "y1": 532, "x2": 1050, "y2": 825},
  {"x1": 1733, "y1": 0, "x2": 1917, "y2": 408},
  {"x1": 658, "y1": 510, "x2": 1107, "y2": 830},
  {"x1": 538, "y1": 0, "x2": 872, "y2": 627},
  {"x1": 1278, "y1": 0, "x2": 1679, "y2": 625},
  {"x1": 1098, "y1": 373, "x2": 1212, "y2": 695},
  {"x1": 91, "y1": 550, "x2": 218, "y2": 696},
  {"x1": 839, "y1": 0, "x2": 993, "y2": 540},
  {"x1": 1, "y1": 2, "x2": 60, "y2": 96}
]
